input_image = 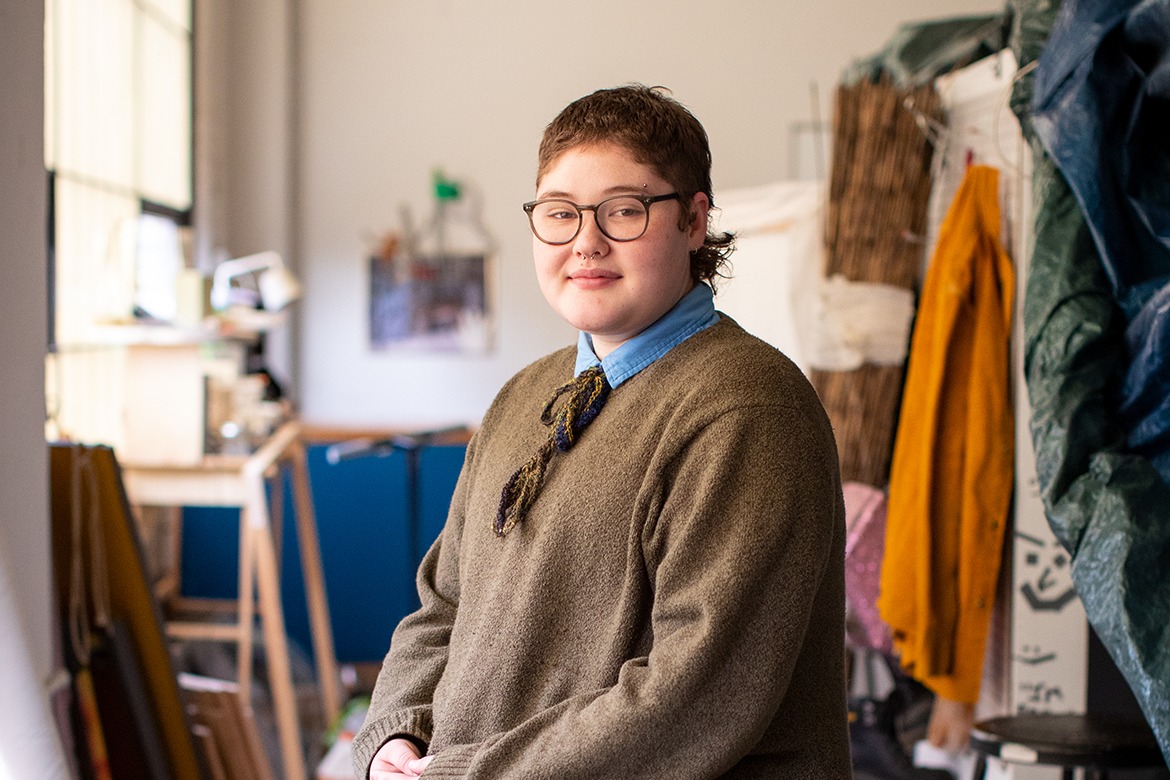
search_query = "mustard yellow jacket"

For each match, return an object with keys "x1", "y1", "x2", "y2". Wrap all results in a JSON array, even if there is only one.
[{"x1": 879, "y1": 165, "x2": 1014, "y2": 704}]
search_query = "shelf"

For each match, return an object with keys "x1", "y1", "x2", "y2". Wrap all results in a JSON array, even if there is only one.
[{"x1": 55, "y1": 307, "x2": 288, "y2": 351}]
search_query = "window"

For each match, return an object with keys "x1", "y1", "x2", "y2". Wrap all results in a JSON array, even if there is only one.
[
  {"x1": 45, "y1": 0, "x2": 194, "y2": 453},
  {"x1": 45, "y1": 0, "x2": 192, "y2": 348}
]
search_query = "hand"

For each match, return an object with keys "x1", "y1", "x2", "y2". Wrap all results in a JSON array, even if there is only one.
[
  {"x1": 926, "y1": 695, "x2": 975, "y2": 753},
  {"x1": 369, "y1": 738, "x2": 434, "y2": 779}
]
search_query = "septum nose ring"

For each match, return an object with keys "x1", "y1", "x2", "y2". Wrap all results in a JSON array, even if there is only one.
[{"x1": 580, "y1": 251, "x2": 600, "y2": 260}]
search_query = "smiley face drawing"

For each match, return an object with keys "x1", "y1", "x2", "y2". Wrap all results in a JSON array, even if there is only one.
[
  {"x1": 1014, "y1": 643, "x2": 1058, "y2": 665},
  {"x1": 1017, "y1": 531, "x2": 1079, "y2": 612}
]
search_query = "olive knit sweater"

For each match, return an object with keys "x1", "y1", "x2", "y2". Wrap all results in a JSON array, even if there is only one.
[{"x1": 352, "y1": 317, "x2": 851, "y2": 779}]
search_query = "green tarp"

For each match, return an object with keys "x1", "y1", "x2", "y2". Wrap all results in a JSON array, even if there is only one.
[
  {"x1": 1010, "y1": 0, "x2": 1170, "y2": 763},
  {"x1": 843, "y1": 15, "x2": 1007, "y2": 87}
]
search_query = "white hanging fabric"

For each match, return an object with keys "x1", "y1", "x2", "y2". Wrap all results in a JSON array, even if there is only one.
[
  {"x1": 807, "y1": 275, "x2": 915, "y2": 371},
  {"x1": 713, "y1": 180, "x2": 914, "y2": 374},
  {"x1": 712, "y1": 180, "x2": 824, "y2": 374}
]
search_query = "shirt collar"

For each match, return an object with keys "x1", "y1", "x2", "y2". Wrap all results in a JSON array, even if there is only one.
[{"x1": 574, "y1": 283, "x2": 720, "y2": 387}]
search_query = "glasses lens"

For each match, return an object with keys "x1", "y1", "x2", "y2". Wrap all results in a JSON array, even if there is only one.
[
  {"x1": 597, "y1": 196, "x2": 649, "y2": 241},
  {"x1": 530, "y1": 200, "x2": 581, "y2": 244}
]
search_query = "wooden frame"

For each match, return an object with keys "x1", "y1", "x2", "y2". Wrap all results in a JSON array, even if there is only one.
[{"x1": 122, "y1": 422, "x2": 340, "y2": 780}]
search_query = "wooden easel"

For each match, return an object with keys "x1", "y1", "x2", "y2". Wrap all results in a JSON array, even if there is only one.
[{"x1": 122, "y1": 422, "x2": 341, "y2": 780}]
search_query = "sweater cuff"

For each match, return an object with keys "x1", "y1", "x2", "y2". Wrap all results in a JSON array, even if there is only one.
[
  {"x1": 419, "y1": 743, "x2": 479, "y2": 778},
  {"x1": 350, "y1": 708, "x2": 433, "y2": 779}
]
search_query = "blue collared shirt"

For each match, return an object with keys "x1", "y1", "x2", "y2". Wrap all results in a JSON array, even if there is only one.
[{"x1": 574, "y1": 284, "x2": 720, "y2": 387}]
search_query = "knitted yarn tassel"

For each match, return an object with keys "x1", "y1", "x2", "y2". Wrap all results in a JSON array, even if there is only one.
[{"x1": 495, "y1": 365, "x2": 611, "y2": 536}]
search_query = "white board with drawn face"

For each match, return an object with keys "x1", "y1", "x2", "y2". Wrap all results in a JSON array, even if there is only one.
[{"x1": 1008, "y1": 132, "x2": 1087, "y2": 722}]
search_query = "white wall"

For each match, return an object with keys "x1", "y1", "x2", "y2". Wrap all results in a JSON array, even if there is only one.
[
  {"x1": 0, "y1": 0, "x2": 69, "y2": 775},
  {"x1": 294, "y1": 0, "x2": 1002, "y2": 428},
  {"x1": 196, "y1": 0, "x2": 298, "y2": 390}
]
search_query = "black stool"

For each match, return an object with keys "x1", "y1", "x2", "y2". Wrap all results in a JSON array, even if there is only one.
[{"x1": 970, "y1": 713, "x2": 1165, "y2": 780}]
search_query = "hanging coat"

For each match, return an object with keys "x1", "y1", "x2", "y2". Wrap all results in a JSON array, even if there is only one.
[{"x1": 879, "y1": 165, "x2": 1015, "y2": 704}]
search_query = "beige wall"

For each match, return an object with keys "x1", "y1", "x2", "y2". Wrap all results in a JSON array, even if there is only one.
[
  {"x1": 1, "y1": 0, "x2": 51, "y2": 680},
  {"x1": 1, "y1": 0, "x2": 69, "y2": 775},
  {"x1": 292, "y1": 0, "x2": 1004, "y2": 428}
]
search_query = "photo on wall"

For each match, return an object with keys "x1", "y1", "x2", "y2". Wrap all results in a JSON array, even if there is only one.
[{"x1": 369, "y1": 249, "x2": 490, "y2": 353}]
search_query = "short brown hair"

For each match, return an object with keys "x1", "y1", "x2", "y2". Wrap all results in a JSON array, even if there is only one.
[{"x1": 537, "y1": 84, "x2": 734, "y2": 287}]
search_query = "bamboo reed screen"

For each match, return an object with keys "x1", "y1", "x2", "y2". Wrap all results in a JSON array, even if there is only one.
[{"x1": 809, "y1": 79, "x2": 942, "y2": 487}]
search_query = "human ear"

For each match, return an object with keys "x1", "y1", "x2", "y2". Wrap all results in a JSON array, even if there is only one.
[{"x1": 686, "y1": 192, "x2": 711, "y2": 250}]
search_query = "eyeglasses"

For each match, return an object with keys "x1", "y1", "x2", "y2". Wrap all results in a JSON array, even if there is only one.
[{"x1": 522, "y1": 193, "x2": 681, "y2": 245}]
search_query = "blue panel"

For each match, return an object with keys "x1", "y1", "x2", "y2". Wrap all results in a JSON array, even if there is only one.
[
  {"x1": 179, "y1": 442, "x2": 467, "y2": 666},
  {"x1": 301, "y1": 444, "x2": 411, "y2": 663},
  {"x1": 180, "y1": 506, "x2": 240, "y2": 599},
  {"x1": 418, "y1": 445, "x2": 467, "y2": 561}
]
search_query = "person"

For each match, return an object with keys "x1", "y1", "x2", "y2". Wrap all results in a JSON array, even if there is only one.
[{"x1": 351, "y1": 84, "x2": 851, "y2": 780}]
